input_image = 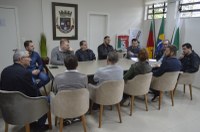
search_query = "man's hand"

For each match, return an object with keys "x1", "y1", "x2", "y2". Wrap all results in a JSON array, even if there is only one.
[
  {"x1": 128, "y1": 51, "x2": 134, "y2": 56},
  {"x1": 179, "y1": 53, "x2": 185, "y2": 59},
  {"x1": 32, "y1": 69, "x2": 40, "y2": 75}
]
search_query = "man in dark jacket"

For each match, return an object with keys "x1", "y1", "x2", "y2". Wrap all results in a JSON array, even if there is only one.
[
  {"x1": 180, "y1": 43, "x2": 200, "y2": 73},
  {"x1": 98, "y1": 36, "x2": 114, "y2": 60},
  {"x1": 75, "y1": 40, "x2": 96, "y2": 61},
  {"x1": 0, "y1": 50, "x2": 49, "y2": 130},
  {"x1": 0, "y1": 50, "x2": 37, "y2": 97}
]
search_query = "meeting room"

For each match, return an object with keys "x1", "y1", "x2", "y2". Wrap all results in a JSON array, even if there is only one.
[{"x1": 0, "y1": 0, "x2": 200, "y2": 132}]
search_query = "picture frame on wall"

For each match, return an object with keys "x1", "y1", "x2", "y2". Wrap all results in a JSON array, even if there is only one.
[{"x1": 52, "y1": 2, "x2": 78, "y2": 40}]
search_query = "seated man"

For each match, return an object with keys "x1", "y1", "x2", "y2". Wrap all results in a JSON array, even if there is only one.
[
  {"x1": 126, "y1": 38, "x2": 141, "y2": 59},
  {"x1": 24, "y1": 40, "x2": 50, "y2": 89},
  {"x1": 179, "y1": 43, "x2": 200, "y2": 73},
  {"x1": 151, "y1": 45, "x2": 182, "y2": 101},
  {"x1": 155, "y1": 39, "x2": 171, "y2": 61},
  {"x1": 53, "y1": 54, "x2": 88, "y2": 92},
  {"x1": 51, "y1": 38, "x2": 74, "y2": 65},
  {"x1": 98, "y1": 36, "x2": 114, "y2": 60},
  {"x1": 75, "y1": 40, "x2": 96, "y2": 61},
  {"x1": 0, "y1": 50, "x2": 49, "y2": 130},
  {"x1": 53, "y1": 54, "x2": 88, "y2": 125},
  {"x1": 93, "y1": 51, "x2": 123, "y2": 84}
]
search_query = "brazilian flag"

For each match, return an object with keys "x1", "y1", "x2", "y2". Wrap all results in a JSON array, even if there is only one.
[{"x1": 155, "y1": 16, "x2": 165, "y2": 56}]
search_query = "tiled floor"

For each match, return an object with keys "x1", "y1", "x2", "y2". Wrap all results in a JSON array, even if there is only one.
[{"x1": 1, "y1": 85, "x2": 200, "y2": 132}]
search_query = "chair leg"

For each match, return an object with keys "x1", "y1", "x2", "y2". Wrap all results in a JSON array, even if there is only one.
[
  {"x1": 116, "y1": 103, "x2": 122, "y2": 123},
  {"x1": 173, "y1": 82, "x2": 178, "y2": 96},
  {"x1": 130, "y1": 96, "x2": 134, "y2": 116},
  {"x1": 99, "y1": 105, "x2": 103, "y2": 128},
  {"x1": 183, "y1": 84, "x2": 186, "y2": 93},
  {"x1": 110, "y1": 105, "x2": 113, "y2": 110},
  {"x1": 50, "y1": 80, "x2": 54, "y2": 92},
  {"x1": 43, "y1": 86, "x2": 48, "y2": 96},
  {"x1": 159, "y1": 91, "x2": 163, "y2": 110},
  {"x1": 90, "y1": 100, "x2": 94, "y2": 115},
  {"x1": 189, "y1": 84, "x2": 193, "y2": 100},
  {"x1": 55, "y1": 116, "x2": 58, "y2": 126},
  {"x1": 144, "y1": 94, "x2": 148, "y2": 111},
  {"x1": 59, "y1": 118, "x2": 63, "y2": 132},
  {"x1": 170, "y1": 91, "x2": 174, "y2": 106},
  {"x1": 47, "y1": 111, "x2": 52, "y2": 129},
  {"x1": 81, "y1": 115, "x2": 87, "y2": 132},
  {"x1": 25, "y1": 124, "x2": 30, "y2": 132},
  {"x1": 5, "y1": 122, "x2": 8, "y2": 132}
]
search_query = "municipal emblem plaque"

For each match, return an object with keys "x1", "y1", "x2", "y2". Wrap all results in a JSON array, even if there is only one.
[
  {"x1": 52, "y1": 2, "x2": 78, "y2": 40},
  {"x1": 56, "y1": 10, "x2": 75, "y2": 34}
]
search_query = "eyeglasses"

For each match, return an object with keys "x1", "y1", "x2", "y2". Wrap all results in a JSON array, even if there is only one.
[{"x1": 21, "y1": 56, "x2": 30, "y2": 59}]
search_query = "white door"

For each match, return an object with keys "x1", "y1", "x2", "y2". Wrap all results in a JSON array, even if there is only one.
[
  {"x1": 88, "y1": 13, "x2": 109, "y2": 58},
  {"x1": 0, "y1": 6, "x2": 19, "y2": 72}
]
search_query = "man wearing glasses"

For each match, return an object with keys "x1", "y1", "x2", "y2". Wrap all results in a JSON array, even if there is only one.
[
  {"x1": 0, "y1": 50, "x2": 49, "y2": 130},
  {"x1": 155, "y1": 39, "x2": 171, "y2": 62}
]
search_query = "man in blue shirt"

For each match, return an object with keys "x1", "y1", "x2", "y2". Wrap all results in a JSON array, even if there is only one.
[
  {"x1": 24, "y1": 40, "x2": 50, "y2": 89},
  {"x1": 155, "y1": 39, "x2": 171, "y2": 62},
  {"x1": 75, "y1": 40, "x2": 96, "y2": 61},
  {"x1": 126, "y1": 38, "x2": 140, "y2": 59},
  {"x1": 151, "y1": 45, "x2": 182, "y2": 101}
]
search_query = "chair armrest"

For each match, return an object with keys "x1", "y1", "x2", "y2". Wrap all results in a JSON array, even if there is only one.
[
  {"x1": 50, "y1": 92, "x2": 55, "y2": 100},
  {"x1": 88, "y1": 83, "x2": 99, "y2": 89}
]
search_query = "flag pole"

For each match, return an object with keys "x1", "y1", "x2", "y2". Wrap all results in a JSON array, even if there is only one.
[
  {"x1": 152, "y1": 4, "x2": 156, "y2": 58},
  {"x1": 163, "y1": 2, "x2": 166, "y2": 38}
]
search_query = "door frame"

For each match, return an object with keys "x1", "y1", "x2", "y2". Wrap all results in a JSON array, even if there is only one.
[
  {"x1": 0, "y1": 5, "x2": 20, "y2": 49},
  {"x1": 87, "y1": 12, "x2": 110, "y2": 48}
]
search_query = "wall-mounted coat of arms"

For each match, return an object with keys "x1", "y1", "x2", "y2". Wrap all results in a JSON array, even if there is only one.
[
  {"x1": 52, "y1": 2, "x2": 78, "y2": 40},
  {"x1": 56, "y1": 10, "x2": 74, "y2": 34}
]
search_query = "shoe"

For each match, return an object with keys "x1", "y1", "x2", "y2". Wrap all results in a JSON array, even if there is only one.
[
  {"x1": 63, "y1": 119, "x2": 72, "y2": 126},
  {"x1": 151, "y1": 95, "x2": 159, "y2": 102},
  {"x1": 30, "y1": 121, "x2": 38, "y2": 130},
  {"x1": 92, "y1": 104, "x2": 99, "y2": 110},
  {"x1": 120, "y1": 98, "x2": 128, "y2": 106},
  {"x1": 72, "y1": 118, "x2": 81, "y2": 123},
  {"x1": 148, "y1": 91, "x2": 154, "y2": 94},
  {"x1": 37, "y1": 124, "x2": 49, "y2": 131}
]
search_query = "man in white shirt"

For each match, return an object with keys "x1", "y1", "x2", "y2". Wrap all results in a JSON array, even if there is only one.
[
  {"x1": 53, "y1": 55, "x2": 88, "y2": 92},
  {"x1": 93, "y1": 51, "x2": 123, "y2": 84}
]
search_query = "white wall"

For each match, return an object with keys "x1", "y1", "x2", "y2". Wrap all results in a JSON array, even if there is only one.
[
  {"x1": 42, "y1": 0, "x2": 144, "y2": 57},
  {"x1": 0, "y1": 0, "x2": 43, "y2": 51},
  {"x1": 0, "y1": 0, "x2": 144, "y2": 56}
]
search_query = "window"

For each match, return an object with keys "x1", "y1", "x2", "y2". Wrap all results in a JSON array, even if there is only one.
[
  {"x1": 180, "y1": 0, "x2": 200, "y2": 18},
  {"x1": 146, "y1": 2, "x2": 167, "y2": 20}
]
